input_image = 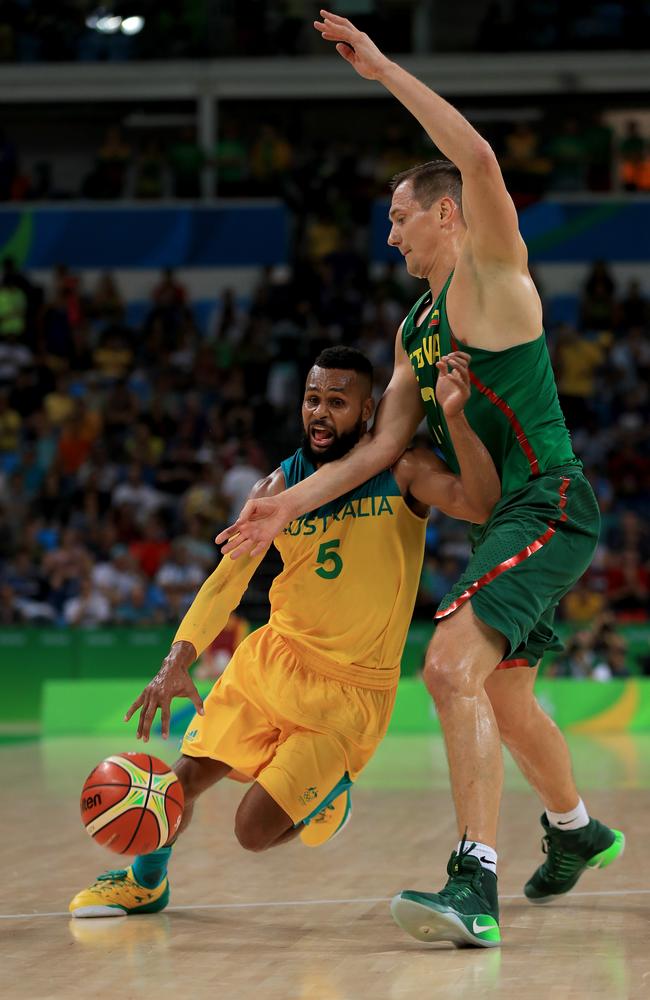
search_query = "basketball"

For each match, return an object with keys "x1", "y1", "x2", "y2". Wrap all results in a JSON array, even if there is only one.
[{"x1": 80, "y1": 753, "x2": 184, "y2": 855}]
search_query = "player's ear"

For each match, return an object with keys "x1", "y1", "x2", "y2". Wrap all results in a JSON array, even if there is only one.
[{"x1": 362, "y1": 396, "x2": 374, "y2": 423}]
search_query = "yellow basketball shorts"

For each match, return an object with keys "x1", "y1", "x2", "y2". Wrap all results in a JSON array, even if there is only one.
[{"x1": 181, "y1": 625, "x2": 396, "y2": 825}]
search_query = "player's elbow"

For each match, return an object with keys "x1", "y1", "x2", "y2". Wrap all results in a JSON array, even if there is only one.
[
  {"x1": 464, "y1": 138, "x2": 499, "y2": 176},
  {"x1": 470, "y1": 486, "x2": 501, "y2": 524}
]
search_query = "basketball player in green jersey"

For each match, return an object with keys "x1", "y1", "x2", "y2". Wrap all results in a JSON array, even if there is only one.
[{"x1": 216, "y1": 12, "x2": 625, "y2": 949}]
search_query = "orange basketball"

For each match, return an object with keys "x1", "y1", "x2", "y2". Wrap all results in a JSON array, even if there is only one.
[{"x1": 80, "y1": 752, "x2": 184, "y2": 855}]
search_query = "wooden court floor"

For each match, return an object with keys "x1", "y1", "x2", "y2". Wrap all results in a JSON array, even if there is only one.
[{"x1": 2, "y1": 733, "x2": 649, "y2": 1000}]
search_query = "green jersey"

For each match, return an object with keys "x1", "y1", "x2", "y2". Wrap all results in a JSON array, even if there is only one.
[{"x1": 402, "y1": 273, "x2": 580, "y2": 497}]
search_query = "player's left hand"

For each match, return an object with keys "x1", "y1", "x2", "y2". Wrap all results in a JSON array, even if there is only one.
[
  {"x1": 314, "y1": 10, "x2": 391, "y2": 80},
  {"x1": 435, "y1": 352, "x2": 472, "y2": 417}
]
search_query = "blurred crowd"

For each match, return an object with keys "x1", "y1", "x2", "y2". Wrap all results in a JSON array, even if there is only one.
[
  {"x1": 0, "y1": 244, "x2": 648, "y2": 682},
  {"x1": 2, "y1": 114, "x2": 650, "y2": 208},
  {"x1": 0, "y1": 1, "x2": 647, "y2": 62}
]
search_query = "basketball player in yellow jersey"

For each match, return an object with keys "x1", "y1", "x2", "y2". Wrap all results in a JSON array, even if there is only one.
[{"x1": 69, "y1": 346, "x2": 500, "y2": 918}]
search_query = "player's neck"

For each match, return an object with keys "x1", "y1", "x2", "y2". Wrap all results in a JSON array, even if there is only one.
[{"x1": 425, "y1": 239, "x2": 460, "y2": 299}]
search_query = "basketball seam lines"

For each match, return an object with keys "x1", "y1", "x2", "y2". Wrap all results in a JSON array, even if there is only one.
[{"x1": 122, "y1": 754, "x2": 157, "y2": 855}]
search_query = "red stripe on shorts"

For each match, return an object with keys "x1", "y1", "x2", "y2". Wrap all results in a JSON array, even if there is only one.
[
  {"x1": 496, "y1": 658, "x2": 530, "y2": 670},
  {"x1": 450, "y1": 335, "x2": 540, "y2": 477},
  {"x1": 435, "y1": 476, "x2": 571, "y2": 621}
]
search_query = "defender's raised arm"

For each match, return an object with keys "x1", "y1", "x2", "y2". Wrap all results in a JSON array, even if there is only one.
[{"x1": 315, "y1": 10, "x2": 522, "y2": 266}]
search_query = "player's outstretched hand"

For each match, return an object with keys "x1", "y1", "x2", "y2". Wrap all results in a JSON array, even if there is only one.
[
  {"x1": 435, "y1": 351, "x2": 472, "y2": 418},
  {"x1": 215, "y1": 494, "x2": 291, "y2": 559},
  {"x1": 124, "y1": 655, "x2": 204, "y2": 742},
  {"x1": 314, "y1": 9, "x2": 390, "y2": 80}
]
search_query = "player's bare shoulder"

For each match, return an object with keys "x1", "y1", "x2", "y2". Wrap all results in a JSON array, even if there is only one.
[
  {"x1": 249, "y1": 467, "x2": 286, "y2": 501},
  {"x1": 448, "y1": 242, "x2": 543, "y2": 351}
]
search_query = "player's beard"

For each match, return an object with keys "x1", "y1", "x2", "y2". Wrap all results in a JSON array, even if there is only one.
[{"x1": 301, "y1": 418, "x2": 363, "y2": 466}]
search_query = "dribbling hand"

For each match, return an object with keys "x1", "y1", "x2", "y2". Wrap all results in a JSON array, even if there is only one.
[{"x1": 125, "y1": 657, "x2": 204, "y2": 742}]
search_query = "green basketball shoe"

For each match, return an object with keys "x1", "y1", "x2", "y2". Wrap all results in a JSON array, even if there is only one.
[
  {"x1": 524, "y1": 814, "x2": 625, "y2": 904},
  {"x1": 391, "y1": 840, "x2": 500, "y2": 948}
]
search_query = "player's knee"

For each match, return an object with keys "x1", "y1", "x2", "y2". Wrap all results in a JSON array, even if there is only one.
[
  {"x1": 423, "y1": 649, "x2": 468, "y2": 703},
  {"x1": 172, "y1": 757, "x2": 213, "y2": 805},
  {"x1": 234, "y1": 813, "x2": 272, "y2": 853}
]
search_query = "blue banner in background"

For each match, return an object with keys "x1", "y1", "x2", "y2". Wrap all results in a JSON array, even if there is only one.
[
  {"x1": 0, "y1": 203, "x2": 289, "y2": 269},
  {"x1": 371, "y1": 198, "x2": 650, "y2": 264}
]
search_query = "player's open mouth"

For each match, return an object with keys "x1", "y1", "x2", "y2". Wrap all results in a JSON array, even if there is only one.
[{"x1": 310, "y1": 425, "x2": 335, "y2": 447}]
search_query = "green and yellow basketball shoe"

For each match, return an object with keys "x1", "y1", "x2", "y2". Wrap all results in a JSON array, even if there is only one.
[
  {"x1": 524, "y1": 814, "x2": 625, "y2": 904},
  {"x1": 391, "y1": 841, "x2": 500, "y2": 948},
  {"x1": 300, "y1": 789, "x2": 352, "y2": 848},
  {"x1": 69, "y1": 867, "x2": 169, "y2": 918}
]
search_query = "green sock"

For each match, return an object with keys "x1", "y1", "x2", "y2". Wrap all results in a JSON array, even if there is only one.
[{"x1": 132, "y1": 846, "x2": 172, "y2": 889}]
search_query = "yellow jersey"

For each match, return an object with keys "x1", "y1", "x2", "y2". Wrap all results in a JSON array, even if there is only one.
[
  {"x1": 175, "y1": 449, "x2": 426, "y2": 691},
  {"x1": 267, "y1": 449, "x2": 426, "y2": 689}
]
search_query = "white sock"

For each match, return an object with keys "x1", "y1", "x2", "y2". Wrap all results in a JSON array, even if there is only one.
[
  {"x1": 458, "y1": 839, "x2": 497, "y2": 873},
  {"x1": 546, "y1": 798, "x2": 589, "y2": 831}
]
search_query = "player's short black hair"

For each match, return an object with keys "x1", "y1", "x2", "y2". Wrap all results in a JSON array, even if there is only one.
[
  {"x1": 390, "y1": 158, "x2": 463, "y2": 211},
  {"x1": 312, "y1": 346, "x2": 374, "y2": 384}
]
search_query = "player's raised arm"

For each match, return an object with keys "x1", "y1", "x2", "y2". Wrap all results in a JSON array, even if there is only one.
[
  {"x1": 315, "y1": 10, "x2": 522, "y2": 266},
  {"x1": 216, "y1": 329, "x2": 424, "y2": 559},
  {"x1": 125, "y1": 469, "x2": 285, "y2": 740},
  {"x1": 401, "y1": 353, "x2": 501, "y2": 523}
]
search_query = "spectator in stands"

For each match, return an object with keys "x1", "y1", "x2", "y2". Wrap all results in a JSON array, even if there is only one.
[
  {"x1": 584, "y1": 113, "x2": 613, "y2": 191},
  {"x1": 546, "y1": 117, "x2": 589, "y2": 191},
  {"x1": 500, "y1": 121, "x2": 550, "y2": 200},
  {"x1": 168, "y1": 127, "x2": 205, "y2": 198},
  {"x1": 91, "y1": 543, "x2": 140, "y2": 610},
  {"x1": 222, "y1": 446, "x2": 265, "y2": 522},
  {"x1": 129, "y1": 513, "x2": 171, "y2": 579},
  {"x1": 617, "y1": 279, "x2": 649, "y2": 329},
  {"x1": 155, "y1": 540, "x2": 204, "y2": 617},
  {"x1": 215, "y1": 122, "x2": 249, "y2": 196},
  {"x1": 93, "y1": 328, "x2": 134, "y2": 381},
  {"x1": 114, "y1": 578, "x2": 166, "y2": 625},
  {"x1": 89, "y1": 272, "x2": 125, "y2": 324},
  {"x1": 0, "y1": 389, "x2": 21, "y2": 453},
  {"x1": 131, "y1": 139, "x2": 169, "y2": 199},
  {"x1": 580, "y1": 259, "x2": 617, "y2": 330},
  {"x1": 619, "y1": 120, "x2": 648, "y2": 191},
  {"x1": 606, "y1": 550, "x2": 650, "y2": 616},
  {"x1": 250, "y1": 125, "x2": 292, "y2": 195},
  {"x1": 64, "y1": 574, "x2": 111, "y2": 626},
  {"x1": 554, "y1": 324, "x2": 608, "y2": 427},
  {"x1": 0, "y1": 128, "x2": 17, "y2": 201},
  {"x1": 0, "y1": 582, "x2": 22, "y2": 623},
  {"x1": 112, "y1": 462, "x2": 165, "y2": 523},
  {"x1": 91, "y1": 126, "x2": 132, "y2": 199},
  {"x1": 0, "y1": 264, "x2": 27, "y2": 341}
]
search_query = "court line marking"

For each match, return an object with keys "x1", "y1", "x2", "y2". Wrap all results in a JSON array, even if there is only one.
[{"x1": 2, "y1": 887, "x2": 650, "y2": 921}]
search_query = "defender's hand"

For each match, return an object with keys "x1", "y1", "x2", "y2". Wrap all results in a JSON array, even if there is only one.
[
  {"x1": 435, "y1": 352, "x2": 472, "y2": 418},
  {"x1": 124, "y1": 659, "x2": 204, "y2": 742},
  {"x1": 215, "y1": 494, "x2": 291, "y2": 559},
  {"x1": 314, "y1": 9, "x2": 391, "y2": 80}
]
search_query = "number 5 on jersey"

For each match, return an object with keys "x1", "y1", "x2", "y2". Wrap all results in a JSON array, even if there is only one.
[{"x1": 315, "y1": 539, "x2": 343, "y2": 579}]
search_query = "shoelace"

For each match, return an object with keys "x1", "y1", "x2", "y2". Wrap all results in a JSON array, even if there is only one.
[
  {"x1": 96, "y1": 869, "x2": 130, "y2": 885},
  {"x1": 438, "y1": 831, "x2": 482, "y2": 904},
  {"x1": 541, "y1": 836, "x2": 584, "y2": 881}
]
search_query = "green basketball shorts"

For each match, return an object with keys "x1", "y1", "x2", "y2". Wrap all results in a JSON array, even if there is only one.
[{"x1": 435, "y1": 466, "x2": 600, "y2": 668}]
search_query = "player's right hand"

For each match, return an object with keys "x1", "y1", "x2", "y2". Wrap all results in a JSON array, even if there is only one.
[
  {"x1": 124, "y1": 658, "x2": 204, "y2": 743},
  {"x1": 314, "y1": 10, "x2": 390, "y2": 80},
  {"x1": 215, "y1": 494, "x2": 291, "y2": 559}
]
